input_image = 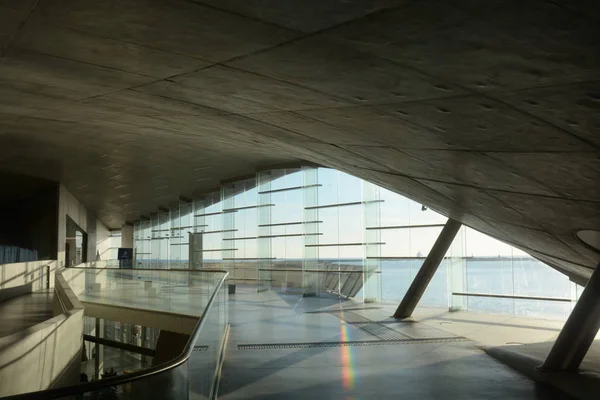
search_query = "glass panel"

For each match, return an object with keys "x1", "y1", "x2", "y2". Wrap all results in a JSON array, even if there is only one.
[
  {"x1": 303, "y1": 167, "x2": 319, "y2": 296},
  {"x1": 449, "y1": 226, "x2": 467, "y2": 311},
  {"x1": 336, "y1": 171, "x2": 362, "y2": 204},
  {"x1": 258, "y1": 170, "x2": 273, "y2": 292},
  {"x1": 150, "y1": 214, "x2": 160, "y2": 269},
  {"x1": 379, "y1": 259, "x2": 413, "y2": 302},
  {"x1": 408, "y1": 199, "x2": 447, "y2": 225},
  {"x1": 178, "y1": 202, "x2": 193, "y2": 269},
  {"x1": 379, "y1": 188, "x2": 410, "y2": 227},
  {"x1": 420, "y1": 258, "x2": 449, "y2": 307},
  {"x1": 169, "y1": 204, "x2": 181, "y2": 269},
  {"x1": 221, "y1": 182, "x2": 236, "y2": 277},
  {"x1": 363, "y1": 181, "x2": 381, "y2": 302},
  {"x1": 134, "y1": 220, "x2": 151, "y2": 269},
  {"x1": 61, "y1": 268, "x2": 224, "y2": 315}
]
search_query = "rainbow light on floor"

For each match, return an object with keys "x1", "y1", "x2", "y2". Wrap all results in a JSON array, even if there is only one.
[{"x1": 339, "y1": 310, "x2": 356, "y2": 394}]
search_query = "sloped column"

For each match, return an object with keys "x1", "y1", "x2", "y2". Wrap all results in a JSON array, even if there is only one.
[
  {"x1": 542, "y1": 263, "x2": 600, "y2": 371},
  {"x1": 394, "y1": 218, "x2": 462, "y2": 319}
]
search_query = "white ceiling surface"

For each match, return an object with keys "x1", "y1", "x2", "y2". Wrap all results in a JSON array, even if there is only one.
[{"x1": 0, "y1": 0, "x2": 599, "y2": 280}]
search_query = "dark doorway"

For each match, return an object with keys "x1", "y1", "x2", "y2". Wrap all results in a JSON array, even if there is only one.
[{"x1": 66, "y1": 216, "x2": 87, "y2": 267}]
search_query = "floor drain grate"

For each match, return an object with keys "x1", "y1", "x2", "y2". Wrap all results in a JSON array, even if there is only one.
[
  {"x1": 238, "y1": 337, "x2": 469, "y2": 350},
  {"x1": 194, "y1": 345, "x2": 208, "y2": 351},
  {"x1": 359, "y1": 323, "x2": 410, "y2": 340}
]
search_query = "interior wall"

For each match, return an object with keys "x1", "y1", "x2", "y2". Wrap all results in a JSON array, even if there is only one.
[
  {"x1": 95, "y1": 223, "x2": 112, "y2": 261},
  {"x1": 0, "y1": 185, "x2": 59, "y2": 261},
  {"x1": 0, "y1": 271, "x2": 84, "y2": 397},
  {"x1": 0, "y1": 260, "x2": 58, "y2": 302}
]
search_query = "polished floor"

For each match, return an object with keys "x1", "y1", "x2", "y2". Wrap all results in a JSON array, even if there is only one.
[
  {"x1": 0, "y1": 290, "x2": 54, "y2": 337},
  {"x1": 218, "y1": 287, "x2": 572, "y2": 399}
]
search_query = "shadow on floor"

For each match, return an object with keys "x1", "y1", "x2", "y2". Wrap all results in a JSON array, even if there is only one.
[{"x1": 219, "y1": 344, "x2": 574, "y2": 400}]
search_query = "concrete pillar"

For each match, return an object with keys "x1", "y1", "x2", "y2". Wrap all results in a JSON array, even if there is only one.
[
  {"x1": 121, "y1": 224, "x2": 134, "y2": 248},
  {"x1": 541, "y1": 263, "x2": 600, "y2": 371},
  {"x1": 189, "y1": 232, "x2": 204, "y2": 269},
  {"x1": 86, "y1": 212, "x2": 98, "y2": 263},
  {"x1": 394, "y1": 219, "x2": 462, "y2": 319}
]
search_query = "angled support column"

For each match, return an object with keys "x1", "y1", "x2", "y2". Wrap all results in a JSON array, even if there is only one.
[
  {"x1": 394, "y1": 218, "x2": 462, "y2": 319},
  {"x1": 541, "y1": 262, "x2": 600, "y2": 371}
]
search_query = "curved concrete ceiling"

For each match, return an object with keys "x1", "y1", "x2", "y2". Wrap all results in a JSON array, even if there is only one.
[{"x1": 0, "y1": 0, "x2": 599, "y2": 279}]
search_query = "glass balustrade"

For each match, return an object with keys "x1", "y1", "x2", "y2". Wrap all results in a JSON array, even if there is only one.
[{"x1": 24, "y1": 268, "x2": 228, "y2": 400}]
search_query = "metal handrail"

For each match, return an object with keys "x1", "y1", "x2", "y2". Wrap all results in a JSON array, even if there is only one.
[
  {"x1": 257, "y1": 268, "x2": 380, "y2": 273},
  {"x1": 3, "y1": 268, "x2": 229, "y2": 400},
  {"x1": 452, "y1": 291, "x2": 572, "y2": 303}
]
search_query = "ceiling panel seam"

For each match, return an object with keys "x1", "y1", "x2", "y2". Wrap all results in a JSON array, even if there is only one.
[
  {"x1": 54, "y1": 25, "x2": 213, "y2": 63},
  {"x1": 411, "y1": 177, "x2": 600, "y2": 204},
  {"x1": 0, "y1": 0, "x2": 39, "y2": 58},
  {"x1": 184, "y1": 0, "x2": 305, "y2": 34},
  {"x1": 481, "y1": 91, "x2": 600, "y2": 151},
  {"x1": 9, "y1": 48, "x2": 158, "y2": 79}
]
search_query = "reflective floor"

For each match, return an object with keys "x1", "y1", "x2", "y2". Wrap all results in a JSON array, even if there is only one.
[
  {"x1": 219, "y1": 287, "x2": 572, "y2": 399},
  {"x1": 0, "y1": 290, "x2": 53, "y2": 337}
]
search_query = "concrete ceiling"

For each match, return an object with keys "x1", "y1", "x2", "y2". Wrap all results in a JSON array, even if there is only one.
[
  {"x1": 0, "y1": 171, "x2": 56, "y2": 207},
  {"x1": 0, "y1": 0, "x2": 599, "y2": 279}
]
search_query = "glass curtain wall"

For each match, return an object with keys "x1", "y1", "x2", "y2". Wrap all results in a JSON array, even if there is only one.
[
  {"x1": 222, "y1": 178, "x2": 260, "y2": 282},
  {"x1": 195, "y1": 192, "x2": 223, "y2": 270},
  {"x1": 134, "y1": 219, "x2": 151, "y2": 268},
  {"x1": 133, "y1": 167, "x2": 581, "y2": 320},
  {"x1": 360, "y1": 187, "x2": 450, "y2": 307},
  {"x1": 450, "y1": 228, "x2": 578, "y2": 320},
  {"x1": 258, "y1": 168, "x2": 307, "y2": 294}
]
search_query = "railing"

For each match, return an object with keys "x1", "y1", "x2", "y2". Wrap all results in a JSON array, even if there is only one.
[
  {"x1": 452, "y1": 292, "x2": 572, "y2": 303},
  {"x1": 0, "y1": 269, "x2": 82, "y2": 398},
  {"x1": 3, "y1": 268, "x2": 229, "y2": 400},
  {"x1": 61, "y1": 267, "x2": 226, "y2": 318}
]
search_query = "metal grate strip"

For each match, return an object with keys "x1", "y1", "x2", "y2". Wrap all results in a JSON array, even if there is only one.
[
  {"x1": 305, "y1": 307, "x2": 381, "y2": 314},
  {"x1": 359, "y1": 323, "x2": 410, "y2": 340},
  {"x1": 194, "y1": 345, "x2": 208, "y2": 352},
  {"x1": 337, "y1": 310, "x2": 371, "y2": 324},
  {"x1": 237, "y1": 337, "x2": 469, "y2": 350},
  {"x1": 344, "y1": 319, "x2": 408, "y2": 325}
]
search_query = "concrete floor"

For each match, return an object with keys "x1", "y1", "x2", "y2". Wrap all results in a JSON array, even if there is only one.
[
  {"x1": 0, "y1": 290, "x2": 54, "y2": 338},
  {"x1": 396, "y1": 305, "x2": 600, "y2": 400},
  {"x1": 218, "y1": 287, "x2": 573, "y2": 399},
  {"x1": 376, "y1": 305, "x2": 568, "y2": 347}
]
